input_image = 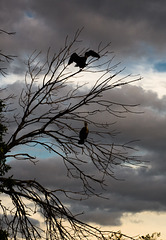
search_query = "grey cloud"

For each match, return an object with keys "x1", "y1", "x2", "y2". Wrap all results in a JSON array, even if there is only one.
[
  {"x1": 4, "y1": 79, "x2": 166, "y2": 167},
  {"x1": 77, "y1": 207, "x2": 123, "y2": 226},
  {"x1": 4, "y1": 79, "x2": 166, "y2": 155},
  {"x1": 6, "y1": 158, "x2": 123, "y2": 226},
  {"x1": 1, "y1": 0, "x2": 166, "y2": 65},
  {"x1": 7, "y1": 153, "x2": 166, "y2": 226},
  {"x1": 2, "y1": 77, "x2": 166, "y2": 227}
]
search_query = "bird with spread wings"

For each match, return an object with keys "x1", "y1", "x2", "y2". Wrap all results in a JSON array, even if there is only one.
[{"x1": 68, "y1": 50, "x2": 100, "y2": 69}]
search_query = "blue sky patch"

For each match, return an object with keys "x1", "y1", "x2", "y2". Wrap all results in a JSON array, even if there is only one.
[
  {"x1": 154, "y1": 62, "x2": 166, "y2": 72},
  {"x1": 25, "y1": 10, "x2": 34, "y2": 18}
]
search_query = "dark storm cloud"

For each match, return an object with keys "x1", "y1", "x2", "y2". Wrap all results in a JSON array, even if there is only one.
[
  {"x1": 1, "y1": 0, "x2": 166, "y2": 65},
  {"x1": 4, "y1": 80, "x2": 166, "y2": 226}
]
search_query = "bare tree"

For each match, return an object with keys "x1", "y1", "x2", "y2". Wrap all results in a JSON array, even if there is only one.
[{"x1": 0, "y1": 29, "x2": 143, "y2": 239}]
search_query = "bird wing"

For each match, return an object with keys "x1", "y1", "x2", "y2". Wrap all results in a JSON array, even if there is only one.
[
  {"x1": 68, "y1": 53, "x2": 79, "y2": 65},
  {"x1": 85, "y1": 50, "x2": 100, "y2": 58}
]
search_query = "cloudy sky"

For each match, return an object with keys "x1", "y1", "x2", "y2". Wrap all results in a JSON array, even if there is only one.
[{"x1": 1, "y1": 0, "x2": 166, "y2": 238}]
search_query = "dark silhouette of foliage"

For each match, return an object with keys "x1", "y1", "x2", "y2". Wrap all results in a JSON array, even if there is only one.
[
  {"x1": 0, "y1": 100, "x2": 10, "y2": 176},
  {"x1": 0, "y1": 228, "x2": 9, "y2": 240}
]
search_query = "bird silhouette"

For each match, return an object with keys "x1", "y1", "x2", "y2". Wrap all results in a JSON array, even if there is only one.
[
  {"x1": 78, "y1": 121, "x2": 89, "y2": 144},
  {"x1": 68, "y1": 50, "x2": 100, "y2": 69}
]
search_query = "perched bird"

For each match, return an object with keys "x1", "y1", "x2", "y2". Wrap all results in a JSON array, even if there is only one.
[
  {"x1": 68, "y1": 50, "x2": 100, "y2": 69},
  {"x1": 78, "y1": 121, "x2": 89, "y2": 144}
]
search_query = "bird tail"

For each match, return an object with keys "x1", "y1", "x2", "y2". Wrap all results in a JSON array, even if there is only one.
[{"x1": 78, "y1": 139, "x2": 84, "y2": 144}]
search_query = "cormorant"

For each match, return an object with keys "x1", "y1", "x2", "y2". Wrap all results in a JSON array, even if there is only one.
[
  {"x1": 68, "y1": 50, "x2": 100, "y2": 69},
  {"x1": 78, "y1": 121, "x2": 89, "y2": 144}
]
